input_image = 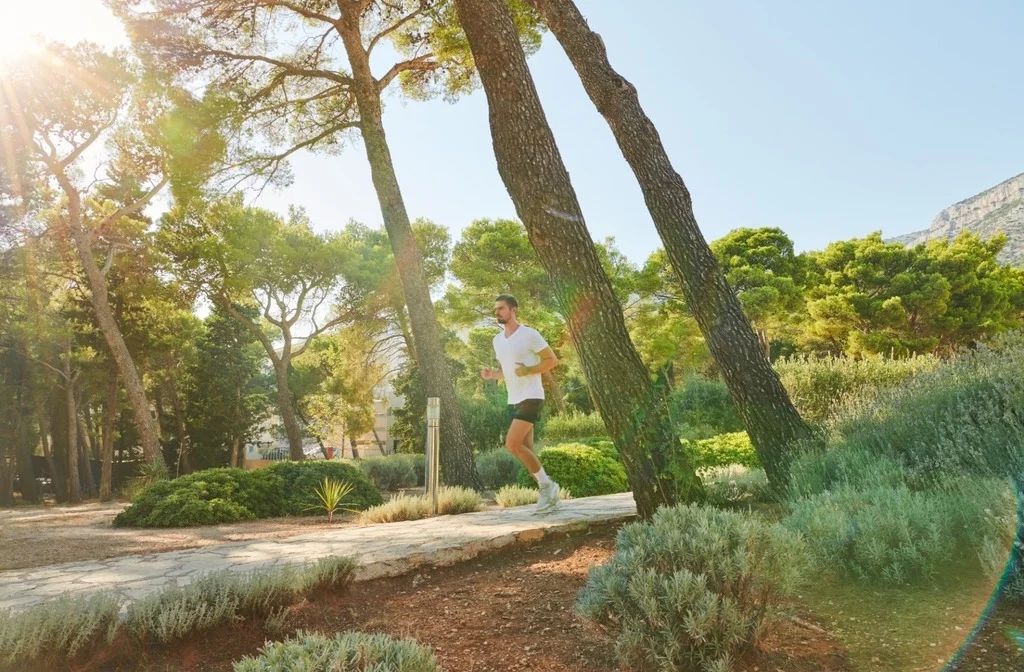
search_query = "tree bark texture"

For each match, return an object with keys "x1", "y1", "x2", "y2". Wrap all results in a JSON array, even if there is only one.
[
  {"x1": 525, "y1": 0, "x2": 812, "y2": 488},
  {"x1": 168, "y1": 377, "x2": 192, "y2": 475},
  {"x1": 337, "y1": 5, "x2": 481, "y2": 489},
  {"x1": 273, "y1": 360, "x2": 306, "y2": 461},
  {"x1": 453, "y1": 0, "x2": 702, "y2": 517},
  {"x1": 100, "y1": 373, "x2": 117, "y2": 501},
  {"x1": 77, "y1": 414, "x2": 97, "y2": 497},
  {"x1": 223, "y1": 302, "x2": 306, "y2": 461},
  {"x1": 67, "y1": 222, "x2": 164, "y2": 468},
  {"x1": 64, "y1": 366, "x2": 81, "y2": 504},
  {"x1": 38, "y1": 409, "x2": 60, "y2": 501}
]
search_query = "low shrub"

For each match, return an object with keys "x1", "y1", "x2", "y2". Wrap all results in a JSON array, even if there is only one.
[
  {"x1": 775, "y1": 353, "x2": 940, "y2": 425},
  {"x1": 359, "y1": 487, "x2": 482, "y2": 524},
  {"x1": 494, "y1": 484, "x2": 573, "y2": 508},
  {"x1": 574, "y1": 436, "x2": 619, "y2": 460},
  {"x1": 265, "y1": 461, "x2": 382, "y2": 516},
  {"x1": 233, "y1": 631, "x2": 442, "y2": 672},
  {"x1": 701, "y1": 466, "x2": 772, "y2": 507},
  {"x1": 114, "y1": 462, "x2": 382, "y2": 528},
  {"x1": 784, "y1": 478, "x2": 1016, "y2": 585},
  {"x1": 0, "y1": 592, "x2": 120, "y2": 668},
  {"x1": 682, "y1": 431, "x2": 758, "y2": 470},
  {"x1": 576, "y1": 504, "x2": 805, "y2": 672},
  {"x1": 515, "y1": 443, "x2": 628, "y2": 497},
  {"x1": 668, "y1": 376, "x2": 744, "y2": 437},
  {"x1": 540, "y1": 411, "x2": 608, "y2": 443},
  {"x1": 476, "y1": 449, "x2": 524, "y2": 490},
  {"x1": 831, "y1": 333, "x2": 1024, "y2": 483},
  {"x1": 787, "y1": 444, "x2": 906, "y2": 500},
  {"x1": 357, "y1": 455, "x2": 418, "y2": 492},
  {"x1": 113, "y1": 468, "x2": 279, "y2": 528},
  {"x1": 127, "y1": 557, "x2": 358, "y2": 643},
  {"x1": 0, "y1": 556, "x2": 357, "y2": 670},
  {"x1": 494, "y1": 485, "x2": 538, "y2": 508}
]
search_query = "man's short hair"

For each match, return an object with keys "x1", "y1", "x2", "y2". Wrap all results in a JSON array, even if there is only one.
[{"x1": 495, "y1": 294, "x2": 518, "y2": 309}]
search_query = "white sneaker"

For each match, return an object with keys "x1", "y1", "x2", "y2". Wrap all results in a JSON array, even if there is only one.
[{"x1": 534, "y1": 481, "x2": 560, "y2": 515}]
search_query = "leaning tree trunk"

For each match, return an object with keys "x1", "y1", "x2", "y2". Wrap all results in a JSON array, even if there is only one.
[
  {"x1": 100, "y1": 373, "x2": 117, "y2": 501},
  {"x1": 337, "y1": 7, "x2": 481, "y2": 489},
  {"x1": 68, "y1": 225, "x2": 164, "y2": 468},
  {"x1": 453, "y1": 0, "x2": 702, "y2": 517},
  {"x1": 525, "y1": 0, "x2": 812, "y2": 489},
  {"x1": 273, "y1": 360, "x2": 306, "y2": 461}
]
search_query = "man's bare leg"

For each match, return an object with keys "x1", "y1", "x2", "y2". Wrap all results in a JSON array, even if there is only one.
[
  {"x1": 506, "y1": 419, "x2": 541, "y2": 474},
  {"x1": 507, "y1": 419, "x2": 559, "y2": 512}
]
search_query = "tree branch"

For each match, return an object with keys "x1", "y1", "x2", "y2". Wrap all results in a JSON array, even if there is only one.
[
  {"x1": 368, "y1": 1, "x2": 429, "y2": 55},
  {"x1": 377, "y1": 53, "x2": 438, "y2": 92},
  {"x1": 200, "y1": 48, "x2": 354, "y2": 86},
  {"x1": 291, "y1": 308, "x2": 358, "y2": 358},
  {"x1": 91, "y1": 174, "x2": 171, "y2": 243}
]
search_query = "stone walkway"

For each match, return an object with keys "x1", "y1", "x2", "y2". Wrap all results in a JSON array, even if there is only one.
[{"x1": 0, "y1": 493, "x2": 636, "y2": 612}]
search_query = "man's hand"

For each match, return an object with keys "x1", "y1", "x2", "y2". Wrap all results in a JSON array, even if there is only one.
[
  {"x1": 514, "y1": 362, "x2": 533, "y2": 377},
  {"x1": 480, "y1": 367, "x2": 499, "y2": 380}
]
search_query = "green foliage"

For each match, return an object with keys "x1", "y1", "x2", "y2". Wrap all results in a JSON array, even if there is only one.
[
  {"x1": 358, "y1": 487, "x2": 482, "y2": 524},
  {"x1": 701, "y1": 466, "x2": 772, "y2": 508},
  {"x1": 783, "y1": 480, "x2": 1015, "y2": 585},
  {"x1": 304, "y1": 478, "x2": 357, "y2": 522},
  {"x1": 184, "y1": 306, "x2": 271, "y2": 469},
  {"x1": 667, "y1": 376, "x2": 744, "y2": 438},
  {"x1": 113, "y1": 468, "x2": 273, "y2": 527},
  {"x1": 516, "y1": 443, "x2": 627, "y2": 497},
  {"x1": 539, "y1": 411, "x2": 608, "y2": 443},
  {"x1": 711, "y1": 227, "x2": 805, "y2": 340},
  {"x1": 126, "y1": 558, "x2": 356, "y2": 643},
  {"x1": 233, "y1": 631, "x2": 441, "y2": 672},
  {"x1": 114, "y1": 463, "x2": 381, "y2": 527},
  {"x1": 787, "y1": 444, "x2": 907, "y2": 500},
  {"x1": 476, "y1": 449, "x2": 525, "y2": 490},
  {"x1": 775, "y1": 353, "x2": 940, "y2": 425},
  {"x1": 357, "y1": 455, "x2": 419, "y2": 492},
  {"x1": 0, "y1": 557, "x2": 357, "y2": 669},
  {"x1": 494, "y1": 485, "x2": 538, "y2": 508},
  {"x1": 682, "y1": 432, "x2": 759, "y2": 470},
  {"x1": 458, "y1": 388, "x2": 509, "y2": 452},
  {"x1": 801, "y1": 232, "x2": 1024, "y2": 356},
  {"x1": 0, "y1": 592, "x2": 121, "y2": 668},
  {"x1": 266, "y1": 461, "x2": 383, "y2": 517},
  {"x1": 576, "y1": 504, "x2": 806, "y2": 672},
  {"x1": 494, "y1": 484, "x2": 573, "y2": 507},
  {"x1": 834, "y1": 332, "x2": 1024, "y2": 483}
]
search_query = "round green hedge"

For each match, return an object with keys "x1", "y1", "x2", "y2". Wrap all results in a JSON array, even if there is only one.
[
  {"x1": 516, "y1": 443, "x2": 628, "y2": 497},
  {"x1": 113, "y1": 462, "x2": 383, "y2": 528},
  {"x1": 682, "y1": 432, "x2": 759, "y2": 470},
  {"x1": 265, "y1": 460, "x2": 383, "y2": 516}
]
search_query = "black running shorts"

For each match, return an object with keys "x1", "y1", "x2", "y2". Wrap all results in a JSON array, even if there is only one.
[{"x1": 509, "y1": 399, "x2": 544, "y2": 425}]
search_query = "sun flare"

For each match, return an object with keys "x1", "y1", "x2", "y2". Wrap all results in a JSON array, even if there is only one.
[{"x1": 0, "y1": 1, "x2": 126, "y2": 65}]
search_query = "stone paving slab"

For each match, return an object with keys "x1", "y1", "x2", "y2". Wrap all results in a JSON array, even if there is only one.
[{"x1": 0, "y1": 493, "x2": 636, "y2": 612}]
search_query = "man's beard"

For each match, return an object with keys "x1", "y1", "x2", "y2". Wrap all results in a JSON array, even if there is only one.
[{"x1": 497, "y1": 316, "x2": 508, "y2": 325}]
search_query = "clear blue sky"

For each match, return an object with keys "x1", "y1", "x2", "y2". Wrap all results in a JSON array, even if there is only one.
[{"x1": 41, "y1": 0, "x2": 1024, "y2": 265}]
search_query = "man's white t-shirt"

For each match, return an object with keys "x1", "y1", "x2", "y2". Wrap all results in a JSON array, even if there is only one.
[{"x1": 493, "y1": 325, "x2": 549, "y2": 405}]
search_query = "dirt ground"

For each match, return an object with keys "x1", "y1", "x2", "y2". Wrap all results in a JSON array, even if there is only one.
[{"x1": 78, "y1": 524, "x2": 852, "y2": 672}]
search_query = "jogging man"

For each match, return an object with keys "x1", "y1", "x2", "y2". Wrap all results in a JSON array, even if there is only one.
[{"x1": 480, "y1": 294, "x2": 561, "y2": 514}]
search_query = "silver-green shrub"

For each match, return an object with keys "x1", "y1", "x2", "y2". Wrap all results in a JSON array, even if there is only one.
[
  {"x1": 576, "y1": 504, "x2": 805, "y2": 672},
  {"x1": 233, "y1": 630, "x2": 442, "y2": 671}
]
